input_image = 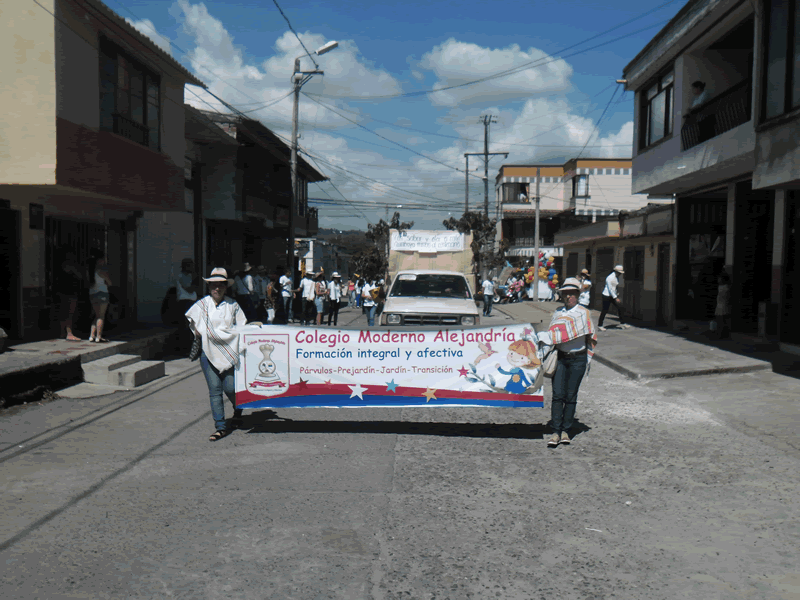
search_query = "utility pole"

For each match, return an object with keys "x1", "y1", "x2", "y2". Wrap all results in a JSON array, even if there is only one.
[
  {"x1": 533, "y1": 167, "x2": 541, "y2": 302},
  {"x1": 480, "y1": 115, "x2": 497, "y2": 219}
]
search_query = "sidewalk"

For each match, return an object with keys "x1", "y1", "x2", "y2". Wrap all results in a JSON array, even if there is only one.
[
  {"x1": 0, "y1": 325, "x2": 179, "y2": 407},
  {"x1": 494, "y1": 300, "x2": 799, "y2": 380}
]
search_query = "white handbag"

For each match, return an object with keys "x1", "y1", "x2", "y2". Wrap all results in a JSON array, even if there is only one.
[{"x1": 542, "y1": 347, "x2": 558, "y2": 379}]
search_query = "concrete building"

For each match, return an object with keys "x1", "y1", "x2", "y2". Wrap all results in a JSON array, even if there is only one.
[
  {"x1": 622, "y1": 0, "x2": 800, "y2": 351},
  {"x1": 555, "y1": 203, "x2": 676, "y2": 324},
  {"x1": 495, "y1": 159, "x2": 654, "y2": 261},
  {"x1": 0, "y1": 0, "x2": 204, "y2": 338}
]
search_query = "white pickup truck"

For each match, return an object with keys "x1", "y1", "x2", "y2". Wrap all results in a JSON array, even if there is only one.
[{"x1": 380, "y1": 270, "x2": 480, "y2": 327}]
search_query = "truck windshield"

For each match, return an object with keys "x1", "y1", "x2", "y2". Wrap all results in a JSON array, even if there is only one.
[{"x1": 389, "y1": 274, "x2": 472, "y2": 299}]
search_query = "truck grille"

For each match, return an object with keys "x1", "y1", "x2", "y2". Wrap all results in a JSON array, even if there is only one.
[{"x1": 402, "y1": 315, "x2": 461, "y2": 325}]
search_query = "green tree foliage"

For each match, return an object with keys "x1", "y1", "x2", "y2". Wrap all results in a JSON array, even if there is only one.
[
  {"x1": 442, "y1": 211, "x2": 509, "y2": 277},
  {"x1": 359, "y1": 212, "x2": 414, "y2": 278}
]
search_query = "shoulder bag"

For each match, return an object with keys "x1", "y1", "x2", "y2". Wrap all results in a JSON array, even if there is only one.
[{"x1": 542, "y1": 347, "x2": 558, "y2": 379}]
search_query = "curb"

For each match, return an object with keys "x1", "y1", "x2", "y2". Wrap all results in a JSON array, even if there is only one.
[{"x1": 592, "y1": 353, "x2": 772, "y2": 380}]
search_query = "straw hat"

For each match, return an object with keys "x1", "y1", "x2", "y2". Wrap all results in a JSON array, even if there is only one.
[
  {"x1": 203, "y1": 267, "x2": 233, "y2": 285},
  {"x1": 558, "y1": 277, "x2": 582, "y2": 292},
  {"x1": 614, "y1": 265, "x2": 624, "y2": 274}
]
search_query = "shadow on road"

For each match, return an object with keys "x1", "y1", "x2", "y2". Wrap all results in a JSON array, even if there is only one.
[{"x1": 240, "y1": 411, "x2": 591, "y2": 440}]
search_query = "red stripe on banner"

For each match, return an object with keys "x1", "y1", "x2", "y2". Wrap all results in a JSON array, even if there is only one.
[{"x1": 237, "y1": 383, "x2": 543, "y2": 405}]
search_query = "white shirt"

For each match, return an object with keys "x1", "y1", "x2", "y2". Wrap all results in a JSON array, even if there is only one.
[
  {"x1": 242, "y1": 273, "x2": 255, "y2": 295},
  {"x1": 602, "y1": 273, "x2": 620, "y2": 299},
  {"x1": 362, "y1": 283, "x2": 375, "y2": 307},
  {"x1": 176, "y1": 271, "x2": 197, "y2": 302},
  {"x1": 579, "y1": 278, "x2": 591, "y2": 306},
  {"x1": 300, "y1": 277, "x2": 315, "y2": 301},
  {"x1": 329, "y1": 280, "x2": 341, "y2": 301},
  {"x1": 280, "y1": 275, "x2": 292, "y2": 298},
  {"x1": 185, "y1": 296, "x2": 247, "y2": 372},
  {"x1": 482, "y1": 280, "x2": 494, "y2": 295},
  {"x1": 90, "y1": 271, "x2": 108, "y2": 295}
]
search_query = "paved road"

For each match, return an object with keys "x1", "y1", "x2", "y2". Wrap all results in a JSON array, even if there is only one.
[{"x1": 2, "y1": 305, "x2": 800, "y2": 599}]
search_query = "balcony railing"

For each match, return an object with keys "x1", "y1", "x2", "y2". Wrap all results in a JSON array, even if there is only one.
[
  {"x1": 113, "y1": 113, "x2": 150, "y2": 147},
  {"x1": 508, "y1": 236, "x2": 554, "y2": 247},
  {"x1": 681, "y1": 80, "x2": 751, "y2": 151}
]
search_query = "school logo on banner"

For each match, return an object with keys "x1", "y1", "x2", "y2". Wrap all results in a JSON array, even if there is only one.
[{"x1": 242, "y1": 333, "x2": 290, "y2": 397}]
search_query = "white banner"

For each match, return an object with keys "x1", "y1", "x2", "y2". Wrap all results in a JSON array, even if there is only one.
[
  {"x1": 234, "y1": 323, "x2": 544, "y2": 409},
  {"x1": 390, "y1": 230, "x2": 464, "y2": 253}
]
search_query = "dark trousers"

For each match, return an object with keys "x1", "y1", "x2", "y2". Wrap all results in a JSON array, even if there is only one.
[
  {"x1": 327, "y1": 300, "x2": 340, "y2": 326},
  {"x1": 483, "y1": 295, "x2": 493, "y2": 316},
  {"x1": 551, "y1": 351, "x2": 587, "y2": 434},
  {"x1": 598, "y1": 296, "x2": 625, "y2": 327},
  {"x1": 302, "y1": 299, "x2": 316, "y2": 325},
  {"x1": 282, "y1": 296, "x2": 293, "y2": 323}
]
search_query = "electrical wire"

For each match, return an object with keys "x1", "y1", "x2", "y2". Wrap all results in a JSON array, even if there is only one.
[{"x1": 269, "y1": 0, "x2": 318, "y2": 68}]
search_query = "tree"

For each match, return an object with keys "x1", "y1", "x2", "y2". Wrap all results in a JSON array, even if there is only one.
[
  {"x1": 365, "y1": 212, "x2": 414, "y2": 278},
  {"x1": 350, "y1": 246, "x2": 384, "y2": 283},
  {"x1": 442, "y1": 211, "x2": 509, "y2": 279}
]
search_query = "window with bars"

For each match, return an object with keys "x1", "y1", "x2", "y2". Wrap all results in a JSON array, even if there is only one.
[
  {"x1": 640, "y1": 70, "x2": 674, "y2": 148},
  {"x1": 99, "y1": 39, "x2": 161, "y2": 151},
  {"x1": 763, "y1": 0, "x2": 800, "y2": 120}
]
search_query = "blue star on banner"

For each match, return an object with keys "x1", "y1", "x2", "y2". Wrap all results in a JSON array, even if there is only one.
[{"x1": 385, "y1": 379, "x2": 398, "y2": 393}]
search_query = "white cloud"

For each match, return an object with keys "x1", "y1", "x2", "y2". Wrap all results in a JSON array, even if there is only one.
[
  {"x1": 417, "y1": 39, "x2": 573, "y2": 107},
  {"x1": 177, "y1": 1, "x2": 401, "y2": 131},
  {"x1": 125, "y1": 18, "x2": 172, "y2": 54}
]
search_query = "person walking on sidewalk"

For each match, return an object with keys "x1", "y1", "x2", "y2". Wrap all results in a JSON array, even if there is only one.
[
  {"x1": 57, "y1": 251, "x2": 84, "y2": 341},
  {"x1": 715, "y1": 271, "x2": 732, "y2": 339},
  {"x1": 578, "y1": 268, "x2": 592, "y2": 308},
  {"x1": 481, "y1": 276, "x2": 495, "y2": 317},
  {"x1": 279, "y1": 269, "x2": 295, "y2": 324},
  {"x1": 186, "y1": 267, "x2": 248, "y2": 442},
  {"x1": 598, "y1": 265, "x2": 629, "y2": 331},
  {"x1": 327, "y1": 272, "x2": 342, "y2": 326},
  {"x1": 87, "y1": 249, "x2": 113, "y2": 343},
  {"x1": 546, "y1": 277, "x2": 598, "y2": 447}
]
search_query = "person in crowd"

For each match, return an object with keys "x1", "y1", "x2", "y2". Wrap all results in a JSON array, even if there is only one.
[
  {"x1": 238, "y1": 263, "x2": 258, "y2": 321},
  {"x1": 174, "y1": 258, "x2": 198, "y2": 352},
  {"x1": 362, "y1": 279, "x2": 377, "y2": 326},
  {"x1": 57, "y1": 251, "x2": 83, "y2": 341},
  {"x1": 347, "y1": 277, "x2": 356, "y2": 308},
  {"x1": 186, "y1": 268, "x2": 249, "y2": 442},
  {"x1": 265, "y1": 272, "x2": 278, "y2": 324},
  {"x1": 481, "y1": 275, "x2": 495, "y2": 317},
  {"x1": 299, "y1": 271, "x2": 316, "y2": 326},
  {"x1": 375, "y1": 278, "x2": 386, "y2": 317},
  {"x1": 690, "y1": 80, "x2": 708, "y2": 109},
  {"x1": 578, "y1": 268, "x2": 592, "y2": 308},
  {"x1": 715, "y1": 271, "x2": 732, "y2": 339},
  {"x1": 253, "y1": 265, "x2": 268, "y2": 322},
  {"x1": 87, "y1": 248, "x2": 113, "y2": 343},
  {"x1": 546, "y1": 277, "x2": 598, "y2": 447},
  {"x1": 598, "y1": 265, "x2": 628, "y2": 331},
  {"x1": 314, "y1": 272, "x2": 328, "y2": 326},
  {"x1": 327, "y1": 272, "x2": 342, "y2": 326},
  {"x1": 357, "y1": 279, "x2": 365, "y2": 311},
  {"x1": 279, "y1": 269, "x2": 295, "y2": 323}
]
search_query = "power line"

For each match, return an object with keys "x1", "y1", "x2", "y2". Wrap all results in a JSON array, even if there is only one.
[
  {"x1": 306, "y1": 2, "x2": 679, "y2": 102},
  {"x1": 269, "y1": 0, "x2": 318, "y2": 68}
]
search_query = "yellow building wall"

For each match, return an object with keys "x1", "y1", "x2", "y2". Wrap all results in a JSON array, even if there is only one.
[{"x1": 0, "y1": 0, "x2": 57, "y2": 184}]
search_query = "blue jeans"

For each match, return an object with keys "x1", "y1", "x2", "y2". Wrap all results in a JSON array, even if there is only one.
[
  {"x1": 200, "y1": 352, "x2": 239, "y2": 431},
  {"x1": 551, "y1": 351, "x2": 587, "y2": 434},
  {"x1": 282, "y1": 296, "x2": 293, "y2": 322},
  {"x1": 366, "y1": 305, "x2": 377, "y2": 326},
  {"x1": 483, "y1": 295, "x2": 493, "y2": 316}
]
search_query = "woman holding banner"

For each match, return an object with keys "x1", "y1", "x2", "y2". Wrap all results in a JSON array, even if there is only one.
[
  {"x1": 186, "y1": 267, "x2": 250, "y2": 442},
  {"x1": 546, "y1": 277, "x2": 598, "y2": 448}
]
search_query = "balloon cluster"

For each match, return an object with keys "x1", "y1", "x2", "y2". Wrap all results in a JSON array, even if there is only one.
[{"x1": 527, "y1": 251, "x2": 558, "y2": 290}]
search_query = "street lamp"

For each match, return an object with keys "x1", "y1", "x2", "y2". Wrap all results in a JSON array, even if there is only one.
[{"x1": 288, "y1": 40, "x2": 339, "y2": 285}]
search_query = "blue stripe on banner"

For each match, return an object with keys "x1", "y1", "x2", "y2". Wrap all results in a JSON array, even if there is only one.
[{"x1": 239, "y1": 394, "x2": 543, "y2": 409}]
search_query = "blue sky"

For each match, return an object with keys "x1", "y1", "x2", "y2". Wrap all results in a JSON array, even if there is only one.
[{"x1": 112, "y1": 0, "x2": 689, "y2": 229}]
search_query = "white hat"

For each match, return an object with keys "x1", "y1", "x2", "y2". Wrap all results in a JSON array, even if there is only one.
[
  {"x1": 614, "y1": 265, "x2": 624, "y2": 274},
  {"x1": 331, "y1": 272, "x2": 341, "y2": 278},
  {"x1": 558, "y1": 277, "x2": 582, "y2": 292},
  {"x1": 242, "y1": 262, "x2": 253, "y2": 272},
  {"x1": 203, "y1": 267, "x2": 233, "y2": 285}
]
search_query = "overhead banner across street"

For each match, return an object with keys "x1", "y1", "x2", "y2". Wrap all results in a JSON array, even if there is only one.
[{"x1": 235, "y1": 323, "x2": 544, "y2": 409}]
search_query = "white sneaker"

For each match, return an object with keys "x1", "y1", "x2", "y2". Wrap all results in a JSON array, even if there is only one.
[{"x1": 598, "y1": 326, "x2": 606, "y2": 332}]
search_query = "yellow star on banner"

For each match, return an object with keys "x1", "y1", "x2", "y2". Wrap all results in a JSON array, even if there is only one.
[{"x1": 422, "y1": 388, "x2": 437, "y2": 403}]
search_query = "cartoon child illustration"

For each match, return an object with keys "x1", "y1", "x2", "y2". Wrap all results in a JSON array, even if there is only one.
[{"x1": 495, "y1": 339, "x2": 541, "y2": 393}]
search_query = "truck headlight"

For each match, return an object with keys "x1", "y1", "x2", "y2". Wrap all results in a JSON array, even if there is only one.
[
  {"x1": 460, "y1": 316, "x2": 476, "y2": 325},
  {"x1": 386, "y1": 314, "x2": 402, "y2": 325}
]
